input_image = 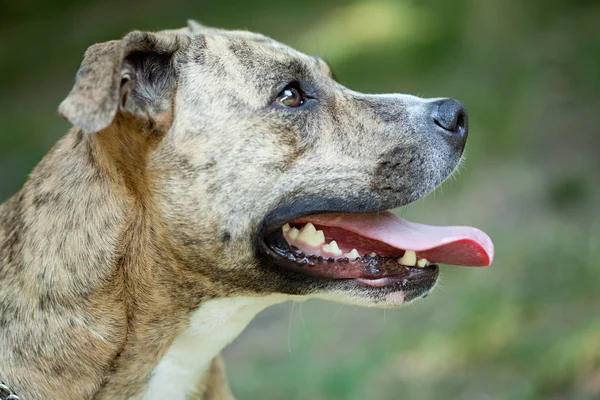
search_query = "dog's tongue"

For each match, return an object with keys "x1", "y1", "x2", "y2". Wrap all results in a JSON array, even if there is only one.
[{"x1": 295, "y1": 211, "x2": 494, "y2": 267}]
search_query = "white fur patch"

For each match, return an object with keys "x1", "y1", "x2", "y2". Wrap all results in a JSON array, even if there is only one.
[{"x1": 144, "y1": 295, "x2": 287, "y2": 399}]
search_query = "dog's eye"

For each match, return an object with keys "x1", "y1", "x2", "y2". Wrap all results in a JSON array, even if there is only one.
[{"x1": 275, "y1": 83, "x2": 305, "y2": 108}]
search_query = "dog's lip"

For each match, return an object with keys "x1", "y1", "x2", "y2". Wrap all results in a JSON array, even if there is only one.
[
  {"x1": 258, "y1": 196, "x2": 400, "y2": 236},
  {"x1": 355, "y1": 271, "x2": 437, "y2": 288}
]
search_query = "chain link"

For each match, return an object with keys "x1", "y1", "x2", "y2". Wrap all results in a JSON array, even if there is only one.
[{"x1": 0, "y1": 381, "x2": 20, "y2": 400}]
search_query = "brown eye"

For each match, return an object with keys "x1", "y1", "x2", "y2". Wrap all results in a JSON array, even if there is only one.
[{"x1": 276, "y1": 84, "x2": 305, "y2": 107}]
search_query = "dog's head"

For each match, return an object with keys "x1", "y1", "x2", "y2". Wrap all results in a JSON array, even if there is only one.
[{"x1": 59, "y1": 21, "x2": 493, "y2": 308}]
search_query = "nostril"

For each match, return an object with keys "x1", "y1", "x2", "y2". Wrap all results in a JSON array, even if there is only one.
[
  {"x1": 433, "y1": 116, "x2": 447, "y2": 131},
  {"x1": 432, "y1": 99, "x2": 468, "y2": 135},
  {"x1": 455, "y1": 110, "x2": 466, "y2": 131}
]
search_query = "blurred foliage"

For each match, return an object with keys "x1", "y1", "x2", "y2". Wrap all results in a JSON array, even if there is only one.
[{"x1": 1, "y1": 0, "x2": 599, "y2": 399}]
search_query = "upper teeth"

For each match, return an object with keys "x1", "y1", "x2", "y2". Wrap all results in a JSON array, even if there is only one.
[
  {"x1": 398, "y1": 250, "x2": 417, "y2": 266},
  {"x1": 282, "y1": 223, "x2": 291, "y2": 233},
  {"x1": 417, "y1": 258, "x2": 430, "y2": 268}
]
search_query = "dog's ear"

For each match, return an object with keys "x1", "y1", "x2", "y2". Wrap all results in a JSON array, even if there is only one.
[{"x1": 59, "y1": 31, "x2": 186, "y2": 134}]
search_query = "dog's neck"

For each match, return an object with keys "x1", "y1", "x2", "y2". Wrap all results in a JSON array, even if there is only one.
[
  {"x1": 0, "y1": 126, "x2": 130, "y2": 398},
  {"x1": 0, "y1": 123, "x2": 268, "y2": 399},
  {"x1": 146, "y1": 295, "x2": 285, "y2": 399}
]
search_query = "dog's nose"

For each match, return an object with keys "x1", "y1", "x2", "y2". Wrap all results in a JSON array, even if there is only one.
[{"x1": 430, "y1": 98, "x2": 468, "y2": 147}]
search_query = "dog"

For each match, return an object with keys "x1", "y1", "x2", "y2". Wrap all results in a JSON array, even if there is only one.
[{"x1": 0, "y1": 20, "x2": 493, "y2": 399}]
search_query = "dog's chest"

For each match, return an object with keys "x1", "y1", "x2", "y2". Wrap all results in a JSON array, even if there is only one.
[{"x1": 144, "y1": 296, "x2": 285, "y2": 399}]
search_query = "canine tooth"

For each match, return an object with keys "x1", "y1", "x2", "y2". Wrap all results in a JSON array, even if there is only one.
[
  {"x1": 327, "y1": 240, "x2": 342, "y2": 256},
  {"x1": 345, "y1": 249, "x2": 360, "y2": 260},
  {"x1": 398, "y1": 250, "x2": 417, "y2": 266},
  {"x1": 288, "y1": 227, "x2": 299, "y2": 240},
  {"x1": 282, "y1": 223, "x2": 291, "y2": 233},
  {"x1": 370, "y1": 252, "x2": 377, "y2": 257},
  {"x1": 417, "y1": 258, "x2": 429, "y2": 268}
]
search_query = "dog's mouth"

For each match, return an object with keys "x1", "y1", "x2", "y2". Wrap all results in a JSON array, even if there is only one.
[{"x1": 260, "y1": 210, "x2": 494, "y2": 289}]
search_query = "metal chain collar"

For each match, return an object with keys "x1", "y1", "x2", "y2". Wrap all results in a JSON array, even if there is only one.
[{"x1": 0, "y1": 381, "x2": 20, "y2": 400}]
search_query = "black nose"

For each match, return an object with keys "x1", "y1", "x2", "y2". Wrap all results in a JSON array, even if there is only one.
[{"x1": 431, "y1": 98, "x2": 468, "y2": 147}]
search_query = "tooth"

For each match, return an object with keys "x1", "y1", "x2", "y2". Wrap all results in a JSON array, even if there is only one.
[
  {"x1": 282, "y1": 223, "x2": 291, "y2": 233},
  {"x1": 417, "y1": 258, "x2": 429, "y2": 268},
  {"x1": 297, "y1": 223, "x2": 315, "y2": 242},
  {"x1": 370, "y1": 252, "x2": 377, "y2": 257},
  {"x1": 345, "y1": 249, "x2": 360, "y2": 260},
  {"x1": 398, "y1": 250, "x2": 417, "y2": 266},
  {"x1": 298, "y1": 222, "x2": 316, "y2": 236},
  {"x1": 327, "y1": 240, "x2": 342, "y2": 256},
  {"x1": 297, "y1": 223, "x2": 325, "y2": 247},
  {"x1": 288, "y1": 227, "x2": 299, "y2": 240},
  {"x1": 315, "y1": 230, "x2": 325, "y2": 244}
]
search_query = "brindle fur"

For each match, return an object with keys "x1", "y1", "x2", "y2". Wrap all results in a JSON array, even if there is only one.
[{"x1": 0, "y1": 21, "x2": 463, "y2": 399}]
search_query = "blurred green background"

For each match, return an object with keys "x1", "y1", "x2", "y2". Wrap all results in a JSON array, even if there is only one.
[{"x1": 1, "y1": 0, "x2": 599, "y2": 399}]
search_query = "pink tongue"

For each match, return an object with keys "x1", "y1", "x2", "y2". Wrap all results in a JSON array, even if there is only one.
[{"x1": 293, "y1": 211, "x2": 494, "y2": 267}]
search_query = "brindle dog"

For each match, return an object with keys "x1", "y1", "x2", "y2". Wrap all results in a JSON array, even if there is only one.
[{"x1": 0, "y1": 20, "x2": 492, "y2": 399}]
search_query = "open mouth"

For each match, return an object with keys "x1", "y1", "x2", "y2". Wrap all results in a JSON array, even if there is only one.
[{"x1": 260, "y1": 210, "x2": 494, "y2": 289}]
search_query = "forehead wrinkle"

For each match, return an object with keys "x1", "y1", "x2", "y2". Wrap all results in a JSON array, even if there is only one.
[
  {"x1": 211, "y1": 30, "x2": 326, "y2": 78},
  {"x1": 238, "y1": 42, "x2": 316, "y2": 84},
  {"x1": 202, "y1": 33, "x2": 334, "y2": 98}
]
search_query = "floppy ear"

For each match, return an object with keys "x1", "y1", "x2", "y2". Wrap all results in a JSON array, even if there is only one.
[{"x1": 59, "y1": 31, "x2": 186, "y2": 134}]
